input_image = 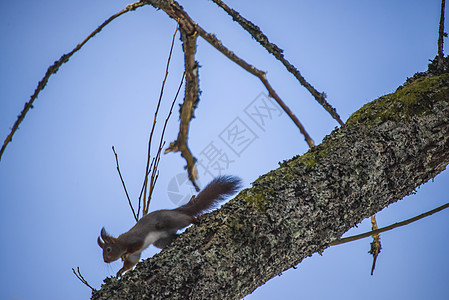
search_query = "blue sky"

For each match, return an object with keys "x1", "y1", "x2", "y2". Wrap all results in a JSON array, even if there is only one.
[{"x1": 0, "y1": 1, "x2": 448, "y2": 299}]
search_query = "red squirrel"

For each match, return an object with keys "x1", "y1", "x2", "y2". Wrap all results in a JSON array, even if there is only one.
[{"x1": 97, "y1": 175, "x2": 242, "y2": 277}]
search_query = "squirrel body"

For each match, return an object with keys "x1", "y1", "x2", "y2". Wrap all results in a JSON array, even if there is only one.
[{"x1": 98, "y1": 175, "x2": 241, "y2": 277}]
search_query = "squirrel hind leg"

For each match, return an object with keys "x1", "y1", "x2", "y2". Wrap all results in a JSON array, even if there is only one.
[{"x1": 153, "y1": 234, "x2": 178, "y2": 249}]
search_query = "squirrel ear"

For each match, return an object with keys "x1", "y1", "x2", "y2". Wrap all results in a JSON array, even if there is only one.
[
  {"x1": 97, "y1": 236, "x2": 105, "y2": 249},
  {"x1": 100, "y1": 227, "x2": 114, "y2": 243}
]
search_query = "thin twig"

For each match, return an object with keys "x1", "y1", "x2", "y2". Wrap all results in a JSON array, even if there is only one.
[
  {"x1": 137, "y1": 156, "x2": 155, "y2": 218},
  {"x1": 330, "y1": 202, "x2": 449, "y2": 246},
  {"x1": 368, "y1": 214, "x2": 381, "y2": 275},
  {"x1": 112, "y1": 146, "x2": 138, "y2": 222},
  {"x1": 0, "y1": 2, "x2": 146, "y2": 162},
  {"x1": 146, "y1": 144, "x2": 162, "y2": 213},
  {"x1": 140, "y1": 72, "x2": 185, "y2": 214},
  {"x1": 147, "y1": 71, "x2": 186, "y2": 203},
  {"x1": 438, "y1": 0, "x2": 446, "y2": 61},
  {"x1": 209, "y1": 0, "x2": 344, "y2": 126},
  {"x1": 141, "y1": 22, "x2": 180, "y2": 216},
  {"x1": 159, "y1": 72, "x2": 186, "y2": 155},
  {"x1": 72, "y1": 267, "x2": 96, "y2": 292}
]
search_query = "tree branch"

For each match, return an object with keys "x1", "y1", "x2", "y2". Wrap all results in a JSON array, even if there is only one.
[
  {"x1": 2, "y1": 0, "x2": 315, "y2": 174},
  {"x1": 196, "y1": 27, "x2": 315, "y2": 148},
  {"x1": 438, "y1": 0, "x2": 446, "y2": 61},
  {"x1": 209, "y1": 0, "x2": 344, "y2": 126},
  {"x1": 92, "y1": 72, "x2": 449, "y2": 299},
  {"x1": 73, "y1": 267, "x2": 96, "y2": 292},
  {"x1": 0, "y1": 2, "x2": 146, "y2": 162},
  {"x1": 112, "y1": 146, "x2": 138, "y2": 222},
  {"x1": 165, "y1": 27, "x2": 201, "y2": 191},
  {"x1": 330, "y1": 201, "x2": 449, "y2": 246},
  {"x1": 141, "y1": 23, "x2": 180, "y2": 215}
]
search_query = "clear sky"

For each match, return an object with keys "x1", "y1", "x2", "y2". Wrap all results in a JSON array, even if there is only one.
[{"x1": 0, "y1": 1, "x2": 448, "y2": 299}]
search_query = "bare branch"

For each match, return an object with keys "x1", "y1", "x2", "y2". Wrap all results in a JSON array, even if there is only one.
[
  {"x1": 112, "y1": 146, "x2": 138, "y2": 222},
  {"x1": 197, "y1": 27, "x2": 315, "y2": 148},
  {"x1": 150, "y1": 70, "x2": 186, "y2": 195},
  {"x1": 209, "y1": 0, "x2": 344, "y2": 126},
  {"x1": 72, "y1": 267, "x2": 96, "y2": 292},
  {"x1": 330, "y1": 201, "x2": 449, "y2": 246},
  {"x1": 2, "y1": 0, "x2": 315, "y2": 172},
  {"x1": 141, "y1": 22, "x2": 180, "y2": 215},
  {"x1": 438, "y1": 0, "x2": 446, "y2": 61},
  {"x1": 0, "y1": 2, "x2": 146, "y2": 162},
  {"x1": 161, "y1": 72, "x2": 187, "y2": 152},
  {"x1": 138, "y1": 71, "x2": 185, "y2": 214}
]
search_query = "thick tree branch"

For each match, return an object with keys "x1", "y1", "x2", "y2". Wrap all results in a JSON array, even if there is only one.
[{"x1": 92, "y1": 72, "x2": 449, "y2": 299}]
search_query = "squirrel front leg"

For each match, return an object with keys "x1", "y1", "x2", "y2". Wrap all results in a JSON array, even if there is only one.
[
  {"x1": 117, "y1": 251, "x2": 141, "y2": 277},
  {"x1": 119, "y1": 236, "x2": 145, "y2": 262}
]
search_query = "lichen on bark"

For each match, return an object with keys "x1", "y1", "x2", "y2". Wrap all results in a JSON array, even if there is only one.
[{"x1": 92, "y1": 73, "x2": 449, "y2": 300}]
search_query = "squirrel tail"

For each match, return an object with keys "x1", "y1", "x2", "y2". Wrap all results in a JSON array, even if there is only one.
[{"x1": 175, "y1": 175, "x2": 242, "y2": 217}]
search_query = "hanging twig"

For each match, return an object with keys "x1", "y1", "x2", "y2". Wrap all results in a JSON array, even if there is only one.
[
  {"x1": 209, "y1": 0, "x2": 344, "y2": 126},
  {"x1": 368, "y1": 214, "x2": 381, "y2": 275},
  {"x1": 72, "y1": 267, "x2": 96, "y2": 292},
  {"x1": 165, "y1": 27, "x2": 201, "y2": 191},
  {"x1": 0, "y1": 2, "x2": 146, "y2": 162},
  {"x1": 112, "y1": 146, "x2": 138, "y2": 222},
  {"x1": 330, "y1": 201, "x2": 449, "y2": 246}
]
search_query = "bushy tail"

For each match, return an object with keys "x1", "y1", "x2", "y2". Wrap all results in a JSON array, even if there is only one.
[{"x1": 175, "y1": 175, "x2": 242, "y2": 217}]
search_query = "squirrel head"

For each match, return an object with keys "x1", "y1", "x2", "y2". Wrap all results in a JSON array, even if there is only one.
[{"x1": 97, "y1": 227, "x2": 126, "y2": 263}]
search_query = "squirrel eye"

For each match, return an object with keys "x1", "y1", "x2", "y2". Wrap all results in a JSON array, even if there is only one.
[{"x1": 106, "y1": 247, "x2": 112, "y2": 253}]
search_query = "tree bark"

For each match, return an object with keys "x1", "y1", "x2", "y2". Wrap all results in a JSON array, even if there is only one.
[{"x1": 92, "y1": 73, "x2": 449, "y2": 299}]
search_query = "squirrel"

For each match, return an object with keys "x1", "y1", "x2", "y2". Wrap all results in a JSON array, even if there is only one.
[{"x1": 97, "y1": 175, "x2": 242, "y2": 277}]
